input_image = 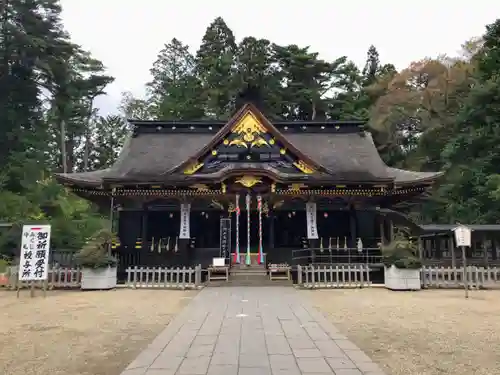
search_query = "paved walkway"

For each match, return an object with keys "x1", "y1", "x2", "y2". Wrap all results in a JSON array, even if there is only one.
[{"x1": 121, "y1": 287, "x2": 385, "y2": 375}]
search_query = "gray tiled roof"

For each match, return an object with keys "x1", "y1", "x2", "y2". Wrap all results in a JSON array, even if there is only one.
[{"x1": 55, "y1": 124, "x2": 442, "y2": 187}]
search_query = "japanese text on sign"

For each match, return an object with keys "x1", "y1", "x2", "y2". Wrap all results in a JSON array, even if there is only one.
[
  {"x1": 219, "y1": 218, "x2": 231, "y2": 259},
  {"x1": 19, "y1": 225, "x2": 51, "y2": 281},
  {"x1": 453, "y1": 225, "x2": 471, "y2": 247}
]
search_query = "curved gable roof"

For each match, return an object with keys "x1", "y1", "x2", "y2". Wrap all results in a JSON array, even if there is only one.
[{"x1": 172, "y1": 103, "x2": 324, "y2": 175}]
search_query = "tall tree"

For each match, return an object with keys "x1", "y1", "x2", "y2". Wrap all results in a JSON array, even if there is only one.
[
  {"x1": 234, "y1": 37, "x2": 281, "y2": 117},
  {"x1": 86, "y1": 115, "x2": 128, "y2": 170},
  {"x1": 147, "y1": 38, "x2": 203, "y2": 120},
  {"x1": 362, "y1": 45, "x2": 380, "y2": 86},
  {"x1": 196, "y1": 17, "x2": 237, "y2": 118},
  {"x1": 273, "y1": 44, "x2": 348, "y2": 120},
  {"x1": 119, "y1": 92, "x2": 153, "y2": 120}
]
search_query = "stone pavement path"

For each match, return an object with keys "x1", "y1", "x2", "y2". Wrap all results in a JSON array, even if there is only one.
[{"x1": 120, "y1": 287, "x2": 385, "y2": 375}]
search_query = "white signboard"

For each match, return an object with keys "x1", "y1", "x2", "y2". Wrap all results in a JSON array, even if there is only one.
[
  {"x1": 453, "y1": 225, "x2": 471, "y2": 247},
  {"x1": 19, "y1": 225, "x2": 51, "y2": 281},
  {"x1": 305, "y1": 202, "x2": 319, "y2": 239},
  {"x1": 179, "y1": 203, "x2": 191, "y2": 239},
  {"x1": 212, "y1": 257, "x2": 225, "y2": 267}
]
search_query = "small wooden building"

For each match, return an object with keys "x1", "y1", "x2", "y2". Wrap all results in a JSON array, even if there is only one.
[
  {"x1": 54, "y1": 103, "x2": 442, "y2": 276},
  {"x1": 419, "y1": 224, "x2": 500, "y2": 267}
]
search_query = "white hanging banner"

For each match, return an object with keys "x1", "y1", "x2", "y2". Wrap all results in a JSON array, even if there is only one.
[
  {"x1": 306, "y1": 202, "x2": 319, "y2": 239},
  {"x1": 179, "y1": 203, "x2": 191, "y2": 239}
]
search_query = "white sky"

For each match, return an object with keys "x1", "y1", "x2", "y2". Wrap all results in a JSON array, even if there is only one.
[{"x1": 60, "y1": 0, "x2": 499, "y2": 116}]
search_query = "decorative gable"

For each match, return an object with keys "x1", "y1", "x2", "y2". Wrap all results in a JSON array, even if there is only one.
[{"x1": 181, "y1": 106, "x2": 318, "y2": 176}]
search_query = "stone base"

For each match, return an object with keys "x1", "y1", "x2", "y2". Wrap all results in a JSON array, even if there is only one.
[
  {"x1": 384, "y1": 265, "x2": 421, "y2": 291},
  {"x1": 81, "y1": 267, "x2": 117, "y2": 290}
]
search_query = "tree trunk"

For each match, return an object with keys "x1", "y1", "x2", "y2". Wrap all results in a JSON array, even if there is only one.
[
  {"x1": 60, "y1": 118, "x2": 67, "y2": 173},
  {"x1": 83, "y1": 102, "x2": 94, "y2": 171}
]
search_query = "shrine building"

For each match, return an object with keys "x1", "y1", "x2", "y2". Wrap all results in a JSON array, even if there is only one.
[{"x1": 54, "y1": 101, "x2": 443, "y2": 278}]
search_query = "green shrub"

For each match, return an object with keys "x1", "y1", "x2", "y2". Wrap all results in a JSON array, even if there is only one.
[
  {"x1": 381, "y1": 233, "x2": 422, "y2": 270},
  {"x1": 74, "y1": 228, "x2": 117, "y2": 269},
  {"x1": 0, "y1": 257, "x2": 10, "y2": 273}
]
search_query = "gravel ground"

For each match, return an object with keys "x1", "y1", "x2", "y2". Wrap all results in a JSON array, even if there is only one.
[
  {"x1": 306, "y1": 288, "x2": 500, "y2": 375},
  {"x1": 0, "y1": 288, "x2": 197, "y2": 375}
]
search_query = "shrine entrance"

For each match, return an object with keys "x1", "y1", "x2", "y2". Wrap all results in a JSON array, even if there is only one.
[{"x1": 231, "y1": 210, "x2": 270, "y2": 264}]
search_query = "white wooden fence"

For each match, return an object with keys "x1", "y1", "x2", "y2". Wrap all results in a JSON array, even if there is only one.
[
  {"x1": 1, "y1": 266, "x2": 81, "y2": 289},
  {"x1": 125, "y1": 266, "x2": 202, "y2": 289},
  {"x1": 421, "y1": 266, "x2": 500, "y2": 289},
  {"x1": 297, "y1": 264, "x2": 372, "y2": 288}
]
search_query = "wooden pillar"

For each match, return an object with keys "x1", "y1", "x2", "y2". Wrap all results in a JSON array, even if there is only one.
[
  {"x1": 492, "y1": 237, "x2": 498, "y2": 261},
  {"x1": 269, "y1": 211, "x2": 275, "y2": 250},
  {"x1": 418, "y1": 237, "x2": 423, "y2": 261},
  {"x1": 435, "y1": 236, "x2": 442, "y2": 259},
  {"x1": 483, "y1": 233, "x2": 489, "y2": 267},
  {"x1": 349, "y1": 207, "x2": 356, "y2": 248},
  {"x1": 449, "y1": 235, "x2": 456, "y2": 268},
  {"x1": 379, "y1": 217, "x2": 385, "y2": 245},
  {"x1": 141, "y1": 209, "x2": 148, "y2": 249},
  {"x1": 388, "y1": 219, "x2": 394, "y2": 242}
]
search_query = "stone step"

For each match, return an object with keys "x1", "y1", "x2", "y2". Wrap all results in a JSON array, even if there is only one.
[
  {"x1": 230, "y1": 264, "x2": 266, "y2": 270},
  {"x1": 230, "y1": 273, "x2": 268, "y2": 278},
  {"x1": 229, "y1": 271, "x2": 267, "y2": 277},
  {"x1": 206, "y1": 279, "x2": 294, "y2": 287}
]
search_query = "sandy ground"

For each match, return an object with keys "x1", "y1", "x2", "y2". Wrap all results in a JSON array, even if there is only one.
[
  {"x1": 306, "y1": 288, "x2": 500, "y2": 375},
  {"x1": 0, "y1": 288, "x2": 197, "y2": 375}
]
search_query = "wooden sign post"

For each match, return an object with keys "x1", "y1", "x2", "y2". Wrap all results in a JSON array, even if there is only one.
[
  {"x1": 18, "y1": 224, "x2": 51, "y2": 298},
  {"x1": 453, "y1": 224, "x2": 472, "y2": 299}
]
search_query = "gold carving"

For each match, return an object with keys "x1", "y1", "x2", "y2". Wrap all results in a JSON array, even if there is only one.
[
  {"x1": 183, "y1": 161, "x2": 204, "y2": 175},
  {"x1": 235, "y1": 175, "x2": 262, "y2": 188},
  {"x1": 273, "y1": 200, "x2": 284, "y2": 209},
  {"x1": 262, "y1": 202, "x2": 269, "y2": 216},
  {"x1": 228, "y1": 202, "x2": 235, "y2": 213},
  {"x1": 271, "y1": 183, "x2": 276, "y2": 193},
  {"x1": 280, "y1": 148, "x2": 286, "y2": 155},
  {"x1": 190, "y1": 183, "x2": 209, "y2": 191},
  {"x1": 250, "y1": 138, "x2": 269, "y2": 148},
  {"x1": 230, "y1": 111, "x2": 269, "y2": 148},
  {"x1": 293, "y1": 160, "x2": 315, "y2": 174},
  {"x1": 228, "y1": 138, "x2": 248, "y2": 148},
  {"x1": 290, "y1": 183, "x2": 306, "y2": 190},
  {"x1": 211, "y1": 150, "x2": 217, "y2": 156},
  {"x1": 221, "y1": 183, "x2": 227, "y2": 193},
  {"x1": 211, "y1": 199, "x2": 224, "y2": 210}
]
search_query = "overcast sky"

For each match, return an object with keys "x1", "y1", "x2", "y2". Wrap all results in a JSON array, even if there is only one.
[{"x1": 60, "y1": 0, "x2": 498, "y2": 116}]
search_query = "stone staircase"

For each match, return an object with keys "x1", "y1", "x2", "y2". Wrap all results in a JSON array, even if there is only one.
[{"x1": 207, "y1": 264, "x2": 293, "y2": 287}]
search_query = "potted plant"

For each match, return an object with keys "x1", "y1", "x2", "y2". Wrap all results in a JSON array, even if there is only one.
[
  {"x1": 381, "y1": 233, "x2": 422, "y2": 291},
  {"x1": 74, "y1": 228, "x2": 118, "y2": 290}
]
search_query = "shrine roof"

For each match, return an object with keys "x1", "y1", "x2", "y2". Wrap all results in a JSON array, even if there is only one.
[{"x1": 54, "y1": 104, "x2": 443, "y2": 188}]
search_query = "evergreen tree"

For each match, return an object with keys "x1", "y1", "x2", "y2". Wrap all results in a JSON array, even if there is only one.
[
  {"x1": 147, "y1": 38, "x2": 204, "y2": 120},
  {"x1": 195, "y1": 17, "x2": 237, "y2": 118}
]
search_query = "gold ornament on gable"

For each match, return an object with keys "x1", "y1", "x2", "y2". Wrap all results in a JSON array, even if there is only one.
[
  {"x1": 230, "y1": 111, "x2": 270, "y2": 149},
  {"x1": 183, "y1": 161, "x2": 204, "y2": 175},
  {"x1": 293, "y1": 160, "x2": 315, "y2": 174},
  {"x1": 190, "y1": 183, "x2": 209, "y2": 191},
  {"x1": 235, "y1": 175, "x2": 262, "y2": 188}
]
